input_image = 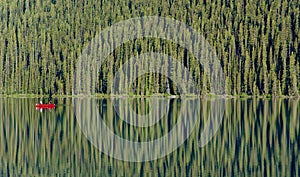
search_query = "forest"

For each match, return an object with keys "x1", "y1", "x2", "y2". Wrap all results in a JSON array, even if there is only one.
[{"x1": 0, "y1": 0, "x2": 299, "y2": 96}]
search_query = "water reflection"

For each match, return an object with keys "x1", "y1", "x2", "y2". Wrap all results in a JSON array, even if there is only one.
[
  {"x1": 74, "y1": 97, "x2": 225, "y2": 161},
  {"x1": 0, "y1": 98, "x2": 299, "y2": 176}
]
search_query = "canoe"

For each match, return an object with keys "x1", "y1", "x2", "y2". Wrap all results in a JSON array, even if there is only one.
[{"x1": 35, "y1": 103, "x2": 56, "y2": 109}]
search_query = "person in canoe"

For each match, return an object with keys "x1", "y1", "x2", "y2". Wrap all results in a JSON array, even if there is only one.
[{"x1": 36, "y1": 100, "x2": 55, "y2": 109}]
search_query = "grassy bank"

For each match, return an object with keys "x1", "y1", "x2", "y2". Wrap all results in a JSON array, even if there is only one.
[{"x1": 0, "y1": 93, "x2": 298, "y2": 99}]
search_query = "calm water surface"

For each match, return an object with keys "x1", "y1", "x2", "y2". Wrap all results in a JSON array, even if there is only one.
[{"x1": 0, "y1": 98, "x2": 299, "y2": 176}]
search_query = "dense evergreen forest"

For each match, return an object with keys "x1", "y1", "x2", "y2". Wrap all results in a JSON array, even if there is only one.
[{"x1": 0, "y1": 0, "x2": 299, "y2": 96}]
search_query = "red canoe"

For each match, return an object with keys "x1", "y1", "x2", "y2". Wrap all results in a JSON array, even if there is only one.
[{"x1": 35, "y1": 103, "x2": 56, "y2": 109}]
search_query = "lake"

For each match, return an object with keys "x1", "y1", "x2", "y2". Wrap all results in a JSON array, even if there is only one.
[{"x1": 0, "y1": 97, "x2": 299, "y2": 176}]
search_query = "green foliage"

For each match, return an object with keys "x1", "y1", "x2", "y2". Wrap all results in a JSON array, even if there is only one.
[{"x1": 0, "y1": 0, "x2": 299, "y2": 96}]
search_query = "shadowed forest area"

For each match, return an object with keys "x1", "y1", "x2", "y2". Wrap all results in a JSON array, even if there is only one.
[{"x1": 0, "y1": 0, "x2": 299, "y2": 96}]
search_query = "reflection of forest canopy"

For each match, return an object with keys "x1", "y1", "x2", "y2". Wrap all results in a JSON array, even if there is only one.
[
  {"x1": 0, "y1": 98, "x2": 299, "y2": 176},
  {"x1": 0, "y1": 0, "x2": 299, "y2": 96}
]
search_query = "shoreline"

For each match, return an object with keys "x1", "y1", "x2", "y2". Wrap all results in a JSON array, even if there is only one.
[{"x1": 0, "y1": 94, "x2": 299, "y2": 99}]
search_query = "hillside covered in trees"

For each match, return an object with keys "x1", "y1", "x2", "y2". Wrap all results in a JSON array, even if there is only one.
[{"x1": 0, "y1": 0, "x2": 299, "y2": 96}]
